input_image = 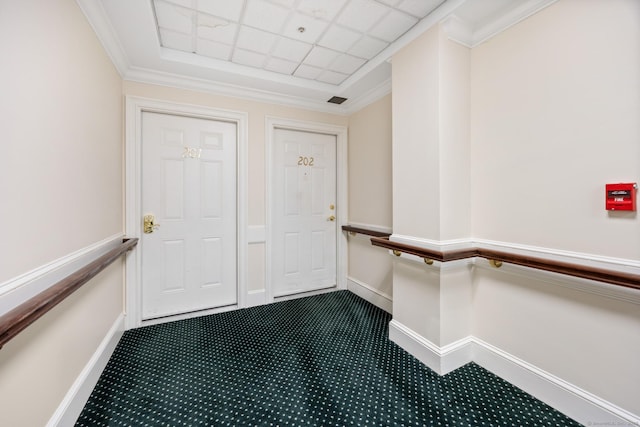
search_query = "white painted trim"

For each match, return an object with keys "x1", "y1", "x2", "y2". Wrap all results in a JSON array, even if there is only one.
[
  {"x1": 247, "y1": 226, "x2": 266, "y2": 244},
  {"x1": 47, "y1": 314, "x2": 125, "y2": 427},
  {"x1": 473, "y1": 238, "x2": 640, "y2": 272},
  {"x1": 443, "y1": 0, "x2": 559, "y2": 48},
  {"x1": 475, "y1": 259, "x2": 640, "y2": 305},
  {"x1": 124, "y1": 96, "x2": 249, "y2": 329},
  {"x1": 390, "y1": 234, "x2": 474, "y2": 252},
  {"x1": 388, "y1": 320, "x2": 473, "y2": 375},
  {"x1": 388, "y1": 323, "x2": 640, "y2": 425},
  {"x1": 265, "y1": 117, "x2": 348, "y2": 303},
  {"x1": 472, "y1": 337, "x2": 640, "y2": 427},
  {"x1": 342, "y1": 78, "x2": 392, "y2": 115},
  {"x1": 347, "y1": 278, "x2": 392, "y2": 314},
  {"x1": 140, "y1": 304, "x2": 238, "y2": 327},
  {"x1": 75, "y1": 0, "x2": 129, "y2": 75},
  {"x1": 0, "y1": 234, "x2": 124, "y2": 317},
  {"x1": 345, "y1": 222, "x2": 392, "y2": 235},
  {"x1": 124, "y1": 68, "x2": 346, "y2": 116},
  {"x1": 246, "y1": 289, "x2": 266, "y2": 308},
  {"x1": 386, "y1": 234, "x2": 639, "y2": 302},
  {"x1": 471, "y1": 0, "x2": 559, "y2": 47},
  {"x1": 273, "y1": 286, "x2": 338, "y2": 302}
]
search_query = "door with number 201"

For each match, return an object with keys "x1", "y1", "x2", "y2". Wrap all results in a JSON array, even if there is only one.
[{"x1": 141, "y1": 112, "x2": 237, "y2": 319}]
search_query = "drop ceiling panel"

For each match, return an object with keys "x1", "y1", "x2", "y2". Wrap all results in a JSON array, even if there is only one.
[
  {"x1": 236, "y1": 26, "x2": 277, "y2": 54},
  {"x1": 197, "y1": 16, "x2": 237, "y2": 44},
  {"x1": 243, "y1": 0, "x2": 291, "y2": 33},
  {"x1": 265, "y1": 57, "x2": 298, "y2": 74},
  {"x1": 397, "y1": 0, "x2": 446, "y2": 18},
  {"x1": 195, "y1": 0, "x2": 245, "y2": 21},
  {"x1": 197, "y1": 38, "x2": 233, "y2": 60},
  {"x1": 348, "y1": 36, "x2": 388, "y2": 59},
  {"x1": 294, "y1": 64, "x2": 323, "y2": 80},
  {"x1": 281, "y1": 12, "x2": 330, "y2": 43},
  {"x1": 329, "y1": 54, "x2": 367, "y2": 74},
  {"x1": 303, "y1": 46, "x2": 340, "y2": 69},
  {"x1": 369, "y1": 9, "x2": 418, "y2": 42},
  {"x1": 318, "y1": 25, "x2": 362, "y2": 53},
  {"x1": 297, "y1": 0, "x2": 348, "y2": 21},
  {"x1": 155, "y1": 1, "x2": 194, "y2": 34},
  {"x1": 271, "y1": 37, "x2": 312, "y2": 62},
  {"x1": 336, "y1": 0, "x2": 390, "y2": 33},
  {"x1": 160, "y1": 29, "x2": 193, "y2": 52}
]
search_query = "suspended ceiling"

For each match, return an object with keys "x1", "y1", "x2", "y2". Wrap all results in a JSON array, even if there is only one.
[{"x1": 78, "y1": 0, "x2": 557, "y2": 114}]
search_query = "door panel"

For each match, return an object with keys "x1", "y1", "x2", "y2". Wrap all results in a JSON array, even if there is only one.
[
  {"x1": 141, "y1": 112, "x2": 237, "y2": 319},
  {"x1": 272, "y1": 129, "x2": 337, "y2": 297}
]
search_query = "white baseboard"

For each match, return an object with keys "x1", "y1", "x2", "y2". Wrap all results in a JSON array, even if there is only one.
[
  {"x1": 388, "y1": 320, "x2": 639, "y2": 425},
  {"x1": 388, "y1": 320, "x2": 473, "y2": 375},
  {"x1": 347, "y1": 278, "x2": 392, "y2": 314},
  {"x1": 246, "y1": 289, "x2": 266, "y2": 307},
  {"x1": 472, "y1": 338, "x2": 640, "y2": 427},
  {"x1": 47, "y1": 314, "x2": 125, "y2": 427}
]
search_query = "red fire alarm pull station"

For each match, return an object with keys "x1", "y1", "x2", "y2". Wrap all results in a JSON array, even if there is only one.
[{"x1": 605, "y1": 183, "x2": 637, "y2": 211}]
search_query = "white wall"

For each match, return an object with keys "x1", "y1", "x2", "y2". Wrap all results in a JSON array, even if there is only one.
[
  {"x1": 469, "y1": 0, "x2": 640, "y2": 417},
  {"x1": 0, "y1": 0, "x2": 124, "y2": 425},
  {"x1": 346, "y1": 94, "x2": 393, "y2": 307},
  {"x1": 470, "y1": 0, "x2": 640, "y2": 259},
  {"x1": 392, "y1": 27, "x2": 441, "y2": 240}
]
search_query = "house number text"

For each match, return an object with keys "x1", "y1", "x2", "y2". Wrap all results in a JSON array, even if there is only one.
[
  {"x1": 297, "y1": 156, "x2": 315, "y2": 166},
  {"x1": 182, "y1": 147, "x2": 202, "y2": 159}
]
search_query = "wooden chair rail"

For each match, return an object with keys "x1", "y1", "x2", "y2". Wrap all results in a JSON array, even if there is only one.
[
  {"x1": 342, "y1": 225, "x2": 391, "y2": 238},
  {"x1": 370, "y1": 237, "x2": 640, "y2": 291},
  {"x1": 0, "y1": 238, "x2": 138, "y2": 349}
]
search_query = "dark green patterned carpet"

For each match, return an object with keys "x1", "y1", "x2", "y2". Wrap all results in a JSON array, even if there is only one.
[{"x1": 76, "y1": 291, "x2": 580, "y2": 426}]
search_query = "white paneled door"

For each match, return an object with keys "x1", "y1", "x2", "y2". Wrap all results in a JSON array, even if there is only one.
[
  {"x1": 272, "y1": 128, "x2": 337, "y2": 297},
  {"x1": 141, "y1": 112, "x2": 237, "y2": 319}
]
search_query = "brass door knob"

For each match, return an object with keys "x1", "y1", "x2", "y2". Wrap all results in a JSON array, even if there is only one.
[
  {"x1": 143, "y1": 214, "x2": 160, "y2": 234},
  {"x1": 328, "y1": 215, "x2": 336, "y2": 222}
]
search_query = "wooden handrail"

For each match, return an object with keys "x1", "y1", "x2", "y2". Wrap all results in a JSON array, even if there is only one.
[
  {"x1": 342, "y1": 225, "x2": 391, "y2": 238},
  {"x1": 370, "y1": 237, "x2": 640, "y2": 291},
  {"x1": 0, "y1": 238, "x2": 138, "y2": 349}
]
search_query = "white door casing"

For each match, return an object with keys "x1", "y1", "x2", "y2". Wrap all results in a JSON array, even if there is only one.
[
  {"x1": 271, "y1": 129, "x2": 337, "y2": 297},
  {"x1": 266, "y1": 117, "x2": 348, "y2": 302},
  {"x1": 141, "y1": 112, "x2": 236, "y2": 319},
  {"x1": 125, "y1": 97, "x2": 248, "y2": 329}
]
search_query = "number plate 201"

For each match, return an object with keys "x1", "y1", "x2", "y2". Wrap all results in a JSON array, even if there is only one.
[{"x1": 297, "y1": 156, "x2": 314, "y2": 166}]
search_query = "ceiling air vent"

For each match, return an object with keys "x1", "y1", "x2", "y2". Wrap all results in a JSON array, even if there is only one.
[{"x1": 327, "y1": 96, "x2": 348, "y2": 105}]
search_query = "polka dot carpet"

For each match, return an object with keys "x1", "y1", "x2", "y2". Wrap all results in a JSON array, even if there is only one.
[{"x1": 76, "y1": 291, "x2": 580, "y2": 426}]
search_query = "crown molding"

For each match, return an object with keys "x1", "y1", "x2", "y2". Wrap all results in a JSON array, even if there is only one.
[
  {"x1": 124, "y1": 67, "x2": 348, "y2": 115},
  {"x1": 444, "y1": 0, "x2": 558, "y2": 48},
  {"x1": 341, "y1": 78, "x2": 392, "y2": 115},
  {"x1": 75, "y1": 0, "x2": 129, "y2": 75}
]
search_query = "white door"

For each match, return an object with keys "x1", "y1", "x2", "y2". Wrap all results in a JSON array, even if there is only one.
[
  {"x1": 272, "y1": 128, "x2": 337, "y2": 297},
  {"x1": 141, "y1": 112, "x2": 237, "y2": 319}
]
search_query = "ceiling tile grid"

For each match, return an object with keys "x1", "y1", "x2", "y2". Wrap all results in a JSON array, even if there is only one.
[{"x1": 153, "y1": 0, "x2": 445, "y2": 86}]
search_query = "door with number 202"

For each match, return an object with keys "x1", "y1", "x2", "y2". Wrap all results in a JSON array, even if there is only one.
[{"x1": 272, "y1": 128, "x2": 337, "y2": 297}]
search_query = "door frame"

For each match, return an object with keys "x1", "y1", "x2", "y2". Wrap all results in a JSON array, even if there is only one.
[
  {"x1": 125, "y1": 96, "x2": 248, "y2": 329},
  {"x1": 265, "y1": 116, "x2": 348, "y2": 302}
]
